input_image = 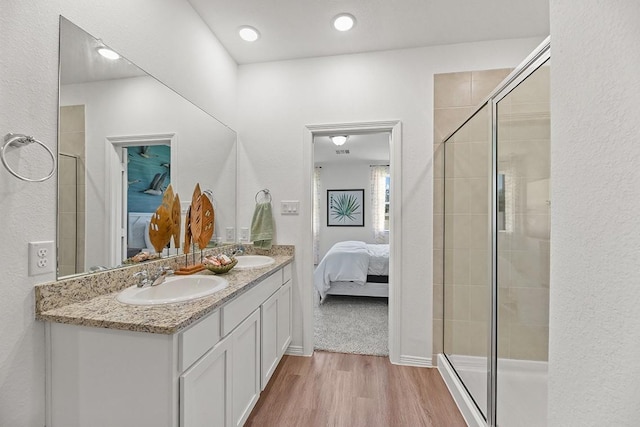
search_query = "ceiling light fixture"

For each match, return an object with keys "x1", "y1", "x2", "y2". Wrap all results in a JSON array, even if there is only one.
[
  {"x1": 239, "y1": 26, "x2": 260, "y2": 42},
  {"x1": 333, "y1": 13, "x2": 356, "y2": 32},
  {"x1": 97, "y1": 45, "x2": 120, "y2": 60},
  {"x1": 331, "y1": 135, "x2": 348, "y2": 146}
]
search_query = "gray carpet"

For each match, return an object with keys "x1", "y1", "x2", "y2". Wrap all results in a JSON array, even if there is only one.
[{"x1": 314, "y1": 295, "x2": 389, "y2": 356}]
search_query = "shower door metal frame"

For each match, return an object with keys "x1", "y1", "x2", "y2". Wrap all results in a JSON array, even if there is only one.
[{"x1": 440, "y1": 36, "x2": 550, "y2": 427}]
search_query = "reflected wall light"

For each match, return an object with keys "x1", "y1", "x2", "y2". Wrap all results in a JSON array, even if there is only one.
[{"x1": 97, "y1": 45, "x2": 120, "y2": 60}]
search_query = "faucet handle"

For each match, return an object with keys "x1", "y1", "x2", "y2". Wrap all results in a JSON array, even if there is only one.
[
  {"x1": 157, "y1": 266, "x2": 174, "y2": 275},
  {"x1": 133, "y1": 270, "x2": 150, "y2": 287}
]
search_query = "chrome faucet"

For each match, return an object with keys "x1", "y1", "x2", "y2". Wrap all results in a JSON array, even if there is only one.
[
  {"x1": 150, "y1": 266, "x2": 174, "y2": 286},
  {"x1": 133, "y1": 270, "x2": 151, "y2": 288}
]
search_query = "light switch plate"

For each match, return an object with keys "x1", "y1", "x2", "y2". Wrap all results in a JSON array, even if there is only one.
[
  {"x1": 240, "y1": 227, "x2": 249, "y2": 242},
  {"x1": 281, "y1": 200, "x2": 300, "y2": 215}
]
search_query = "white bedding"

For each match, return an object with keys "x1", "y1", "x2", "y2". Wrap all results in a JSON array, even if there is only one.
[
  {"x1": 314, "y1": 241, "x2": 389, "y2": 300},
  {"x1": 367, "y1": 243, "x2": 390, "y2": 276}
]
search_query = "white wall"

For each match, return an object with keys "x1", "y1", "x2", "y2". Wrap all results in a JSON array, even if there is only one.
[
  {"x1": 548, "y1": 2, "x2": 640, "y2": 426},
  {"x1": 237, "y1": 36, "x2": 544, "y2": 361},
  {"x1": 317, "y1": 163, "x2": 378, "y2": 258},
  {"x1": 0, "y1": 1, "x2": 237, "y2": 425}
]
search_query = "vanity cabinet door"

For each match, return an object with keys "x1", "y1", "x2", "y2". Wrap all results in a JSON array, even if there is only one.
[
  {"x1": 232, "y1": 309, "x2": 261, "y2": 427},
  {"x1": 277, "y1": 280, "x2": 292, "y2": 356},
  {"x1": 260, "y1": 289, "x2": 279, "y2": 390},
  {"x1": 260, "y1": 281, "x2": 293, "y2": 390},
  {"x1": 180, "y1": 336, "x2": 232, "y2": 427}
]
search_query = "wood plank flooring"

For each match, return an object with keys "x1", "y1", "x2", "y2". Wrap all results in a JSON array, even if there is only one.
[{"x1": 246, "y1": 351, "x2": 466, "y2": 427}]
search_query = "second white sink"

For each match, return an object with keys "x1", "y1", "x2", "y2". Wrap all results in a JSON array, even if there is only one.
[
  {"x1": 234, "y1": 255, "x2": 275, "y2": 270},
  {"x1": 117, "y1": 275, "x2": 228, "y2": 305}
]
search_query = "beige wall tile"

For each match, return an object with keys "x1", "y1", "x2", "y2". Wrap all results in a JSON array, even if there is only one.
[
  {"x1": 444, "y1": 248, "x2": 470, "y2": 286},
  {"x1": 468, "y1": 141, "x2": 490, "y2": 178},
  {"x1": 433, "y1": 214, "x2": 444, "y2": 249},
  {"x1": 59, "y1": 105, "x2": 85, "y2": 133},
  {"x1": 468, "y1": 177, "x2": 489, "y2": 214},
  {"x1": 510, "y1": 287, "x2": 549, "y2": 326},
  {"x1": 433, "y1": 283, "x2": 444, "y2": 320},
  {"x1": 434, "y1": 72, "x2": 472, "y2": 108},
  {"x1": 468, "y1": 214, "x2": 489, "y2": 250},
  {"x1": 508, "y1": 323, "x2": 549, "y2": 361},
  {"x1": 434, "y1": 107, "x2": 474, "y2": 143},
  {"x1": 433, "y1": 178, "x2": 444, "y2": 214},
  {"x1": 468, "y1": 320, "x2": 489, "y2": 356},
  {"x1": 469, "y1": 285, "x2": 490, "y2": 322},
  {"x1": 433, "y1": 248, "x2": 444, "y2": 285},
  {"x1": 468, "y1": 249, "x2": 489, "y2": 286},
  {"x1": 445, "y1": 178, "x2": 470, "y2": 214}
]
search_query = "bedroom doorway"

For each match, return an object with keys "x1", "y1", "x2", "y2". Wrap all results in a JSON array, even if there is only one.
[
  {"x1": 313, "y1": 133, "x2": 390, "y2": 355},
  {"x1": 303, "y1": 121, "x2": 402, "y2": 361}
]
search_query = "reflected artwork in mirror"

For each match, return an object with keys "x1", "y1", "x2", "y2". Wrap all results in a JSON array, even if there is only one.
[{"x1": 57, "y1": 17, "x2": 237, "y2": 279}]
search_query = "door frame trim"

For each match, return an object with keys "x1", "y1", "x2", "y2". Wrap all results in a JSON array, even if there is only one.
[{"x1": 302, "y1": 120, "x2": 402, "y2": 362}]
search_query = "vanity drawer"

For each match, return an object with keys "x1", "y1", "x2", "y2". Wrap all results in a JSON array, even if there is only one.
[
  {"x1": 179, "y1": 310, "x2": 220, "y2": 372},
  {"x1": 221, "y1": 271, "x2": 282, "y2": 337}
]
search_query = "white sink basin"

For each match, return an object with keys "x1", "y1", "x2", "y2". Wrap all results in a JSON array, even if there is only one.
[
  {"x1": 117, "y1": 275, "x2": 228, "y2": 305},
  {"x1": 234, "y1": 255, "x2": 275, "y2": 270}
]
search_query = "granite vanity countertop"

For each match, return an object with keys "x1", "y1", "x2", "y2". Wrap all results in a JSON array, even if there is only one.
[{"x1": 36, "y1": 250, "x2": 293, "y2": 335}]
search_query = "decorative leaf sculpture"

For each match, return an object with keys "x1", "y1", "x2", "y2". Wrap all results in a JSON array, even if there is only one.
[
  {"x1": 148, "y1": 204, "x2": 172, "y2": 253},
  {"x1": 198, "y1": 193, "x2": 215, "y2": 250},
  {"x1": 190, "y1": 184, "x2": 202, "y2": 243},
  {"x1": 162, "y1": 184, "x2": 174, "y2": 210},
  {"x1": 172, "y1": 193, "x2": 181, "y2": 249},
  {"x1": 183, "y1": 206, "x2": 192, "y2": 254}
]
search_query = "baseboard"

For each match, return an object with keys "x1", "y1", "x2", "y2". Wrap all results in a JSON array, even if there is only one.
[
  {"x1": 285, "y1": 345, "x2": 306, "y2": 356},
  {"x1": 437, "y1": 354, "x2": 485, "y2": 427},
  {"x1": 397, "y1": 355, "x2": 433, "y2": 367}
]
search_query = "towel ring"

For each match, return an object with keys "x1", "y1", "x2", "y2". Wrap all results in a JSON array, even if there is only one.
[
  {"x1": 1, "y1": 133, "x2": 56, "y2": 182},
  {"x1": 255, "y1": 188, "x2": 272, "y2": 203}
]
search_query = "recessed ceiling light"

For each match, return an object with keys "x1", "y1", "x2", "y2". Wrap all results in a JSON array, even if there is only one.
[
  {"x1": 97, "y1": 46, "x2": 120, "y2": 60},
  {"x1": 239, "y1": 26, "x2": 260, "y2": 42},
  {"x1": 333, "y1": 13, "x2": 356, "y2": 32},
  {"x1": 331, "y1": 135, "x2": 348, "y2": 146}
]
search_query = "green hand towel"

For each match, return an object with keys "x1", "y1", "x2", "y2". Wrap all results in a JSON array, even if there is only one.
[{"x1": 250, "y1": 202, "x2": 274, "y2": 249}]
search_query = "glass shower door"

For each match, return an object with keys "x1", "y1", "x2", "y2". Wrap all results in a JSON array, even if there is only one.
[
  {"x1": 495, "y1": 60, "x2": 550, "y2": 427},
  {"x1": 443, "y1": 104, "x2": 491, "y2": 418}
]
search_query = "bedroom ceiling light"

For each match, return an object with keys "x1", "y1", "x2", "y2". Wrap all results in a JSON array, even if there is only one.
[
  {"x1": 331, "y1": 135, "x2": 348, "y2": 146},
  {"x1": 333, "y1": 13, "x2": 356, "y2": 32},
  {"x1": 239, "y1": 26, "x2": 260, "y2": 42},
  {"x1": 97, "y1": 45, "x2": 120, "y2": 60}
]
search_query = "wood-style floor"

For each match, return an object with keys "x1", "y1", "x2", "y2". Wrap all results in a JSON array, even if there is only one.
[{"x1": 246, "y1": 351, "x2": 466, "y2": 427}]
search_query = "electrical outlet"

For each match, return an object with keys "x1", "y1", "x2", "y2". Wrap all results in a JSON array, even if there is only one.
[
  {"x1": 225, "y1": 227, "x2": 235, "y2": 242},
  {"x1": 240, "y1": 227, "x2": 249, "y2": 242},
  {"x1": 29, "y1": 241, "x2": 55, "y2": 276}
]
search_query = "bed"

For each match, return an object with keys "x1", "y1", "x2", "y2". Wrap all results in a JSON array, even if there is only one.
[{"x1": 314, "y1": 241, "x2": 389, "y2": 301}]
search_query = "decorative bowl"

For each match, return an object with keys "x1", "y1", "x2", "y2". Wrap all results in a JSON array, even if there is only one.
[{"x1": 204, "y1": 258, "x2": 238, "y2": 274}]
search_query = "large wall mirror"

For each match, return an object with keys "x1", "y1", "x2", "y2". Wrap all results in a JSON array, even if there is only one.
[{"x1": 57, "y1": 17, "x2": 237, "y2": 279}]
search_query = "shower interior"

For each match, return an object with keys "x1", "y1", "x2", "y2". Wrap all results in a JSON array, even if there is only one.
[{"x1": 438, "y1": 39, "x2": 550, "y2": 427}]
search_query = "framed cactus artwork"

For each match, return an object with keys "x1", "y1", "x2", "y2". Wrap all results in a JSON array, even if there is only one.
[{"x1": 327, "y1": 189, "x2": 364, "y2": 227}]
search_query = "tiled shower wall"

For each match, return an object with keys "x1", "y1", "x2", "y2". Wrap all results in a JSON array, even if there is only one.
[
  {"x1": 433, "y1": 66, "x2": 551, "y2": 363},
  {"x1": 495, "y1": 64, "x2": 550, "y2": 361},
  {"x1": 432, "y1": 69, "x2": 512, "y2": 362},
  {"x1": 58, "y1": 105, "x2": 86, "y2": 276}
]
